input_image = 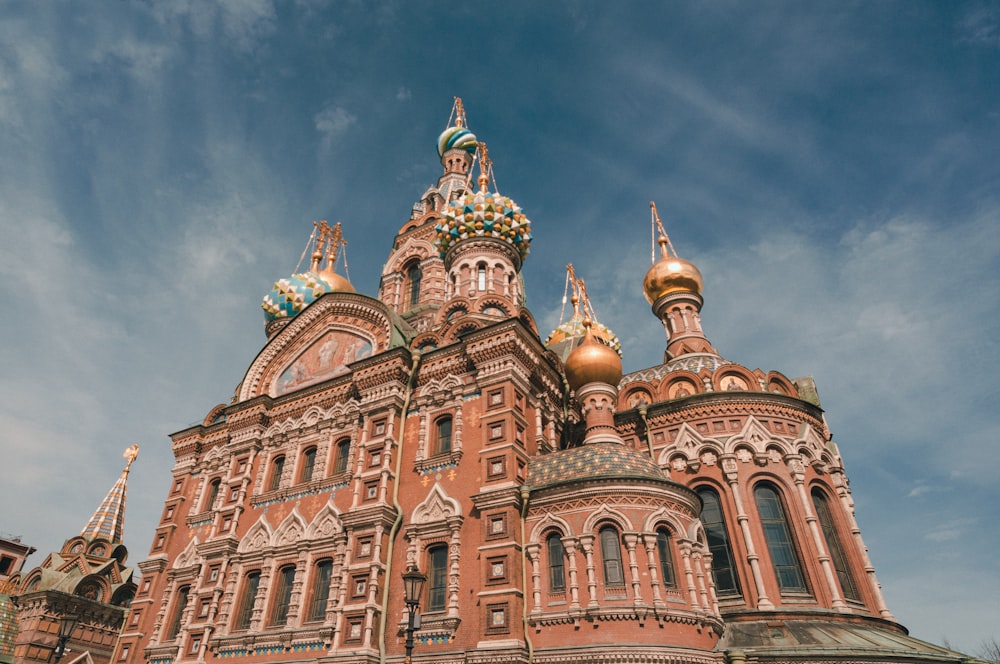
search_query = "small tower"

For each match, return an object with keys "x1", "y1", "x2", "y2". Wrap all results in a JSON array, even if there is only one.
[
  {"x1": 435, "y1": 139, "x2": 533, "y2": 317},
  {"x1": 643, "y1": 202, "x2": 718, "y2": 361},
  {"x1": 377, "y1": 98, "x2": 480, "y2": 331},
  {"x1": 15, "y1": 446, "x2": 139, "y2": 664},
  {"x1": 564, "y1": 319, "x2": 624, "y2": 445}
]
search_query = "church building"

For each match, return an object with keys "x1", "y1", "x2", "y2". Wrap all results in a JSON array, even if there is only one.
[{"x1": 119, "y1": 100, "x2": 973, "y2": 664}]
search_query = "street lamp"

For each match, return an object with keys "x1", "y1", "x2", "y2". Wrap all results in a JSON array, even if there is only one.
[
  {"x1": 401, "y1": 566, "x2": 426, "y2": 664},
  {"x1": 52, "y1": 614, "x2": 79, "y2": 664}
]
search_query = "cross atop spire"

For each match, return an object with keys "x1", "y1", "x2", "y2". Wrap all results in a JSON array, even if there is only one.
[
  {"x1": 80, "y1": 444, "x2": 138, "y2": 545},
  {"x1": 650, "y1": 201, "x2": 679, "y2": 261}
]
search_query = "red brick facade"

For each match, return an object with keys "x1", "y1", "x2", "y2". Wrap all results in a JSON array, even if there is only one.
[{"x1": 120, "y1": 107, "x2": 968, "y2": 664}]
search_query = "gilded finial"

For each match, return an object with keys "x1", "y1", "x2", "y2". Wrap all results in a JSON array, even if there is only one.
[
  {"x1": 311, "y1": 220, "x2": 329, "y2": 270},
  {"x1": 454, "y1": 97, "x2": 466, "y2": 128},
  {"x1": 123, "y1": 444, "x2": 139, "y2": 472},
  {"x1": 476, "y1": 141, "x2": 493, "y2": 193},
  {"x1": 650, "y1": 201, "x2": 679, "y2": 261}
]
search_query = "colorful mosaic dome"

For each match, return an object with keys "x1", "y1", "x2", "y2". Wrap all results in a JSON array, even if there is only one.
[
  {"x1": 437, "y1": 125, "x2": 478, "y2": 157},
  {"x1": 435, "y1": 189, "x2": 532, "y2": 261},
  {"x1": 527, "y1": 442, "x2": 668, "y2": 489},
  {"x1": 546, "y1": 318, "x2": 623, "y2": 359},
  {"x1": 262, "y1": 271, "x2": 341, "y2": 322}
]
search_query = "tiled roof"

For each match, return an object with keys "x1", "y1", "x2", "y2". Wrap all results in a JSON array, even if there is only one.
[{"x1": 527, "y1": 442, "x2": 667, "y2": 488}]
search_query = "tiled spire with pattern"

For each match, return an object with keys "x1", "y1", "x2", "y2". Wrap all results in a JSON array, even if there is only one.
[{"x1": 79, "y1": 444, "x2": 138, "y2": 544}]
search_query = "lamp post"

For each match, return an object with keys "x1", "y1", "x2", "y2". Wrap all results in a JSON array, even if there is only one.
[
  {"x1": 52, "y1": 614, "x2": 79, "y2": 664},
  {"x1": 401, "y1": 566, "x2": 426, "y2": 664}
]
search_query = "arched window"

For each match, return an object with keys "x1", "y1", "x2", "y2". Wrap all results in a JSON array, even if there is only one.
[
  {"x1": 477, "y1": 263, "x2": 487, "y2": 291},
  {"x1": 333, "y1": 439, "x2": 351, "y2": 475},
  {"x1": 307, "y1": 559, "x2": 333, "y2": 622},
  {"x1": 546, "y1": 532, "x2": 566, "y2": 592},
  {"x1": 165, "y1": 585, "x2": 189, "y2": 639},
  {"x1": 656, "y1": 528, "x2": 677, "y2": 588},
  {"x1": 233, "y1": 571, "x2": 260, "y2": 631},
  {"x1": 269, "y1": 565, "x2": 296, "y2": 626},
  {"x1": 298, "y1": 447, "x2": 317, "y2": 483},
  {"x1": 426, "y1": 545, "x2": 448, "y2": 612},
  {"x1": 205, "y1": 478, "x2": 221, "y2": 511},
  {"x1": 754, "y1": 483, "x2": 807, "y2": 593},
  {"x1": 812, "y1": 489, "x2": 860, "y2": 601},
  {"x1": 599, "y1": 526, "x2": 625, "y2": 588},
  {"x1": 406, "y1": 263, "x2": 422, "y2": 308},
  {"x1": 434, "y1": 416, "x2": 452, "y2": 455},
  {"x1": 697, "y1": 487, "x2": 742, "y2": 597},
  {"x1": 267, "y1": 456, "x2": 285, "y2": 491}
]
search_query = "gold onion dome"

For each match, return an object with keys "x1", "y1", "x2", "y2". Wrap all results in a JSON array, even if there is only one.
[
  {"x1": 318, "y1": 265, "x2": 355, "y2": 294},
  {"x1": 564, "y1": 320, "x2": 623, "y2": 392},
  {"x1": 546, "y1": 317, "x2": 623, "y2": 359},
  {"x1": 643, "y1": 237, "x2": 703, "y2": 304}
]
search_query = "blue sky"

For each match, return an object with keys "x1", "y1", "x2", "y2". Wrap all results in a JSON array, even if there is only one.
[{"x1": 1, "y1": 0, "x2": 998, "y2": 654}]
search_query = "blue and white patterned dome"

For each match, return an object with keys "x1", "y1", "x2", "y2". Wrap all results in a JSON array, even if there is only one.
[
  {"x1": 261, "y1": 271, "x2": 340, "y2": 322},
  {"x1": 437, "y1": 125, "x2": 478, "y2": 157}
]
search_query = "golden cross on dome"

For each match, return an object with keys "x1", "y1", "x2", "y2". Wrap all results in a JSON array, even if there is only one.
[
  {"x1": 561, "y1": 263, "x2": 602, "y2": 325},
  {"x1": 475, "y1": 141, "x2": 494, "y2": 192},
  {"x1": 650, "y1": 200, "x2": 679, "y2": 261},
  {"x1": 312, "y1": 220, "x2": 349, "y2": 276},
  {"x1": 454, "y1": 96, "x2": 466, "y2": 128}
]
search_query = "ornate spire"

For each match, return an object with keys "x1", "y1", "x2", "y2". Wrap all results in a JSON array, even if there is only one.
[
  {"x1": 643, "y1": 201, "x2": 717, "y2": 361},
  {"x1": 80, "y1": 444, "x2": 138, "y2": 545}
]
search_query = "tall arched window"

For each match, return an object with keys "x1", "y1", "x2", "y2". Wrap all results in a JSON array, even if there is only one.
[
  {"x1": 205, "y1": 478, "x2": 221, "y2": 511},
  {"x1": 406, "y1": 263, "x2": 422, "y2": 308},
  {"x1": 308, "y1": 559, "x2": 333, "y2": 622},
  {"x1": 298, "y1": 447, "x2": 317, "y2": 483},
  {"x1": 426, "y1": 545, "x2": 448, "y2": 612},
  {"x1": 697, "y1": 487, "x2": 742, "y2": 597},
  {"x1": 269, "y1": 565, "x2": 296, "y2": 626},
  {"x1": 546, "y1": 532, "x2": 566, "y2": 592},
  {"x1": 233, "y1": 571, "x2": 260, "y2": 631},
  {"x1": 267, "y1": 456, "x2": 285, "y2": 491},
  {"x1": 434, "y1": 416, "x2": 453, "y2": 455},
  {"x1": 165, "y1": 585, "x2": 189, "y2": 639},
  {"x1": 812, "y1": 488, "x2": 860, "y2": 601},
  {"x1": 754, "y1": 483, "x2": 807, "y2": 593},
  {"x1": 477, "y1": 263, "x2": 487, "y2": 291},
  {"x1": 599, "y1": 526, "x2": 625, "y2": 588},
  {"x1": 656, "y1": 528, "x2": 677, "y2": 588},
  {"x1": 333, "y1": 439, "x2": 351, "y2": 475}
]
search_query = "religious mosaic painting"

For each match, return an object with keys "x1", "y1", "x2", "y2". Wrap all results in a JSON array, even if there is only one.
[{"x1": 275, "y1": 330, "x2": 373, "y2": 395}]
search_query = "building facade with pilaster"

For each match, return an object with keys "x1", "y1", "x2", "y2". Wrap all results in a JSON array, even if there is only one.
[{"x1": 122, "y1": 102, "x2": 974, "y2": 664}]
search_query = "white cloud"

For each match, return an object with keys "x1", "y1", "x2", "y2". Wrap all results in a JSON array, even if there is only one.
[
  {"x1": 151, "y1": 0, "x2": 276, "y2": 53},
  {"x1": 92, "y1": 38, "x2": 174, "y2": 86},
  {"x1": 315, "y1": 105, "x2": 357, "y2": 136}
]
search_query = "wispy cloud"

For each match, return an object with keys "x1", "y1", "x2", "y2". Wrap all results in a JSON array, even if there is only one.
[
  {"x1": 315, "y1": 104, "x2": 357, "y2": 150},
  {"x1": 958, "y1": 3, "x2": 1000, "y2": 48}
]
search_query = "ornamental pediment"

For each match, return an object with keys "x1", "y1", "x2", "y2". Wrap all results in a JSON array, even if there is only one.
[{"x1": 240, "y1": 294, "x2": 411, "y2": 400}]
